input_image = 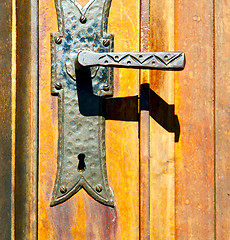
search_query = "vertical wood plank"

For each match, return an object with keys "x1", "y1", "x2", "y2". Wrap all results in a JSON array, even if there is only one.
[
  {"x1": 38, "y1": 0, "x2": 140, "y2": 239},
  {"x1": 149, "y1": 0, "x2": 175, "y2": 239},
  {"x1": 107, "y1": 0, "x2": 140, "y2": 238},
  {"x1": 215, "y1": 0, "x2": 230, "y2": 239},
  {"x1": 140, "y1": 0, "x2": 150, "y2": 237},
  {"x1": 175, "y1": 0, "x2": 214, "y2": 239},
  {"x1": 140, "y1": 84, "x2": 150, "y2": 240},
  {"x1": 0, "y1": 1, "x2": 13, "y2": 239},
  {"x1": 14, "y1": 0, "x2": 39, "y2": 238}
]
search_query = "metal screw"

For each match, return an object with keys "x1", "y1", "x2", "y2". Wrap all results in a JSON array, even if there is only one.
[
  {"x1": 80, "y1": 15, "x2": 87, "y2": 23},
  {"x1": 103, "y1": 84, "x2": 110, "y2": 91},
  {"x1": 55, "y1": 82, "x2": 62, "y2": 90},
  {"x1": 103, "y1": 39, "x2": 110, "y2": 47},
  {"x1": 55, "y1": 36, "x2": 62, "y2": 44},
  {"x1": 95, "y1": 184, "x2": 103, "y2": 192},
  {"x1": 60, "y1": 185, "x2": 67, "y2": 194}
]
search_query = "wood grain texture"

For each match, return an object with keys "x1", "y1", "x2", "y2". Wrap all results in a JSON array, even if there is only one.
[
  {"x1": 15, "y1": 0, "x2": 38, "y2": 239},
  {"x1": 175, "y1": 0, "x2": 214, "y2": 239},
  {"x1": 0, "y1": 1, "x2": 13, "y2": 239},
  {"x1": 38, "y1": 0, "x2": 140, "y2": 239},
  {"x1": 215, "y1": 1, "x2": 230, "y2": 239},
  {"x1": 106, "y1": 0, "x2": 140, "y2": 237},
  {"x1": 149, "y1": 0, "x2": 175, "y2": 239},
  {"x1": 140, "y1": 85, "x2": 150, "y2": 240},
  {"x1": 140, "y1": 0, "x2": 150, "y2": 237}
]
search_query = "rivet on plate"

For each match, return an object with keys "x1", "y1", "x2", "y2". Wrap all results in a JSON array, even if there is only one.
[
  {"x1": 95, "y1": 184, "x2": 103, "y2": 192},
  {"x1": 55, "y1": 36, "x2": 62, "y2": 44},
  {"x1": 103, "y1": 39, "x2": 110, "y2": 47},
  {"x1": 60, "y1": 185, "x2": 67, "y2": 194},
  {"x1": 103, "y1": 84, "x2": 110, "y2": 91},
  {"x1": 80, "y1": 15, "x2": 87, "y2": 23},
  {"x1": 55, "y1": 82, "x2": 62, "y2": 90}
]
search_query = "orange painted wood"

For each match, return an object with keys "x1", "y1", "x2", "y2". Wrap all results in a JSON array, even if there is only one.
[
  {"x1": 38, "y1": 0, "x2": 140, "y2": 239},
  {"x1": 215, "y1": 1, "x2": 230, "y2": 239},
  {"x1": 7, "y1": 0, "x2": 230, "y2": 239},
  {"x1": 36, "y1": 0, "x2": 220, "y2": 239},
  {"x1": 175, "y1": 0, "x2": 215, "y2": 239},
  {"x1": 106, "y1": 1, "x2": 140, "y2": 239},
  {"x1": 149, "y1": 0, "x2": 175, "y2": 239}
]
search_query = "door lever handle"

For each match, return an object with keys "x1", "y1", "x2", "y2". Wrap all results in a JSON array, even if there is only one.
[
  {"x1": 50, "y1": 0, "x2": 186, "y2": 208},
  {"x1": 77, "y1": 50, "x2": 185, "y2": 70}
]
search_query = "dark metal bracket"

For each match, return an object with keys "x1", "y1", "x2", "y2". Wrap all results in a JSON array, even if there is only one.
[
  {"x1": 50, "y1": 0, "x2": 115, "y2": 207},
  {"x1": 50, "y1": 0, "x2": 185, "y2": 207}
]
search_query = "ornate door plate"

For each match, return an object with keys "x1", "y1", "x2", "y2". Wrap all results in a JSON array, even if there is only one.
[
  {"x1": 50, "y1": 0, "x2": 115, "y2": 207},
  {"x1": 50, "y1": 0, "x2": 185, "y2": 207}
]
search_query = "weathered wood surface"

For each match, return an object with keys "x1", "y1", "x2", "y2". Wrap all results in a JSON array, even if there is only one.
[
  {"x1": 15, "y1": 0, "x2": 39, "y2": 239},
  {"x1": 175, "y1": 0, "x2": 215, "y2": 239},
  {"x1": 215, "y1": 1, "x2": 230, "y2": 239},
  {"x1": 0, "y1": 1, "x2": 13, "y2": 239},
  {"x1": 37, "y1": 0, "x2": 230, "y2": 239},
  {"x1": 140, "y1": 0, "x2": 150, "y2": 237},
  {"x1": 140, "y1": 84, "x2": 150, "y2": 240},
  {"x1": 149, "y1": 0, "x2": 175, "y2": 239},
  {"x1": 38, "y1": 0, "x2": 140, "y2": 239},
  {"x1": 4, "y1": 0, "x2": 230, "y2": 238}
]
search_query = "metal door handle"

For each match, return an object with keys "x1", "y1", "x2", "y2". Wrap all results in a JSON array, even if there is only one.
[
  {"x1": 50, "y1": 0, "x2": 185, "y2": 208},
  {"x1": 77, "y1": 50, "x2": 185, "y2": 70}
]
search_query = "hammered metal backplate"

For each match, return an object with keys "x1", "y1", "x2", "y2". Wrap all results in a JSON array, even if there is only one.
[{"x1": 50, "y1": 0, "x2": 114, "y2": 207}]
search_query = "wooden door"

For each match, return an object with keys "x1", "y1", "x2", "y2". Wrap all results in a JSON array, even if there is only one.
[
  {"x1": 39, "y1": 0, "x2": 140, "y2": 239},
  {"x1": 39, "y1": 0, "x2": 140, "y2": 238},
  {"x1": 1, "y1": 0, "x2": 230, "y2": 239}
]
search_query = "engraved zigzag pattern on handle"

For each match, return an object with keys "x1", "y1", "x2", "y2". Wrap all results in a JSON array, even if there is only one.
[
  {"x1": 78, "y1": 51, "x2": 185, "y2": 69},
  {"x1": 98, "y1": 53, "x2": 183, "y2": 65}
]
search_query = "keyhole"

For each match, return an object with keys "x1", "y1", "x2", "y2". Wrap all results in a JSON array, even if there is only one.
[{"x1": 78, "y1": 153, "x2": 86, "y2": 172}]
